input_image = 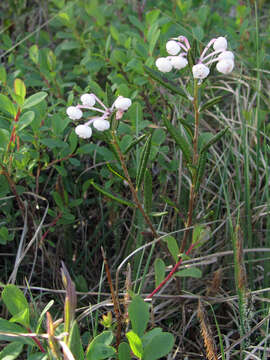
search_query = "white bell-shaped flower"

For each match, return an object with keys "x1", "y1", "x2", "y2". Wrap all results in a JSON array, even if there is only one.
[
  {"x1": 66, "y1": 106, "x2": 83, "y2": 120},
  {"x1": 213, "y1": 37, "x2": 227, "y2": 51},
  {"x1": 166, "y1": 40, "x2": 181, "y2": 55},
  {"x1": 192, "y1": 64, "x2": 210, "y2": 79},
  {"x1": 216, "y1": 59, "x2": 234, "y2": 74},
  {"x1": 75, "y1": 124, "x2": 92, "y2": 139},
  {"x1": 114, "y1": 96, "x2": 132, "y2": 111},
  {"x1": 93, "y1": 119, "x2": 110, "y2": 131},
  {"x1": 170, "y1": 56, "x2": 188, "y2": 70},
  {"x1": 218, "y1": 51, "x2": 234, "y2": 61},
  {"x1": 155, "y1": 57, "x2": 173, "y2": 73},
  {"x1": 80, "y1": 93, "x2": 96, "y2": 107}
]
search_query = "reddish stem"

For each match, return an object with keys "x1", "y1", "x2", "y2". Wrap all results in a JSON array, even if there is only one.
[
  {"x1": 146, "y1": 242, "x2": 197, "y2": 299},
  {"x1": 39, "y1": 212, "x2": 62, "y2": 247},
  {"x1": 27, "y1": 328, "x2": 46, "y2": 353}
]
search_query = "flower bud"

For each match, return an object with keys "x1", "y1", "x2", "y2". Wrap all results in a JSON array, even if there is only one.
[
  {"x1": 213, "y1": 37, "x2": 227, "y2": 51},
  {"x1": 75, "y1": 125, "x2": 92, "y2": 139},
  {"x1": 80, "y1": 93, "x2": 96, "y2": 107},
  {"x1": 192, "y1": 64, "x2": 210, "y2": 79},
  {"x1": 170, "y1": 55, "x2": 188, "y2": 70},
  {"x1": 216, "y1": 59, "x2": 234, "y2": 74},
  {"x1": 155, "y1": 57, "x2": 173, "y2": 73},
  {"x1": 93, "y1": 119, "x2": 110, "y2": 131},
  {"x1": 166, "y1": 40, "x2": 181, "y2": 55},
  {"x1": 66, "y1": 106, "x2": 83, "y2": 120},
  {"x1": 218, "y1": 51, "x2": 234, "y2": 61},
  {"x1": 114, "y1": 96, "x2": 132, "y2": 111}
]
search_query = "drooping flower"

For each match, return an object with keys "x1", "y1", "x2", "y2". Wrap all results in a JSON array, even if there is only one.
[
  {"x1": 216, "y1": 59, "x2": 234, "y2": 74},
  {"x1": 114, "y1": 96, "x2": 132, "y2": 111},
  {"x1": 170, "y1": 56, "x2": 188, "y2": 70},
  {"x1": 192, "y1": 64, "x2": 210, "y2": 79},
  {"x1": 166, "y1": 40, "x2": 181, "y2": 55},
  {"x1": 66, "y1": 106, "x2": 83, "y2": 120},
  {"x1": 93, "y1": 118, "x2": 110, "y2": 131},
  {"x1": 155, "y1": 57, "x2": 173, "y2": 73},
  {"x1": 217, "y1": 51, "x2": 234, "y2": 61},
  {"x1": 80, "y1": 93, "x2": 96, "y2": 107},
  {"x1": 75, "y1": 125, "x2": 92, "y2": 139},
  {"x1": 213, "y1": 37, "x2": 227, "y2": 51}
]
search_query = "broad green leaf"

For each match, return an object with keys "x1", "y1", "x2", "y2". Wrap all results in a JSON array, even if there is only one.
[
  {"x1": 192, "y1": 224, "x2": 211, "y2": 248},
  {"x1": 199, "y1": 96, "x2": 222, "y2": 112},
  {"x1": 143, "y1": 169, "x2": 152, "y2": 214},
  {"x1": 0, "y1": 319, "x2": 33, "y2": 345},
  {"x1": 126, "y1": 331, "x2": 143, "y2": 359},
  {"x1": 17, "y1": 111, "x2": 35, "y2": 132},
  {"x1": 9, "y1": 308, "x2": 30, "y2": 328},
  {"x1": 154, "y1": 258, "x2": 166, "y2": 287},
  {"x1": 136, "y1": 134, "x2": 152, "y2": 189},
  {"x1": 86, "y1": 331, "x2": 114, "y2": 360},
  {"x1": 163, "y1": 235, "x2": 179, "y2": 263},
  {"x1": 68, "y1": 130, "x2": 78, "y2": 154},
  {"x1": 118, "y1": 342, "x2": 131, "y2": 360},
  {"x1": 84, "y1": 179, "x2": 135, "y2": 208},
  {"x1": 0, "y1": 342, "x2": 23, "y2": 360},
  {"x1": 145, "y1": 9, "x2": 161, "y2": 26},
  {"x1": 175, "y1": 267, "x2": 202, "y2": 278},
  {"x1": 2, "y1": 285, "x2": 30, "y2": 328},
  {"x1": 29, "y1": 45, "x2": 39, "y2": 64},
  {"x1": 87, "y1": 343, "x2": 115, "y2": 360},
  {"x1": 200, "y1": 127, "x2": 229, "y2": 154},
  {"x1": 144, "y1": 66, "x2": 187, "y2": 99},
  {"x1": 40, "y1": 138, "x2": 67, "y2": 149},
  {"x1": 14, "y1": 79, "x2": 26, "y2": 102},
  {"x1": 128, "y1": 295, "x2": 149, "y2": 337},
  {"x1": 68, "y1": 321, "x2": 84, "y2": 360},
  {"x1": 163, "y1": 117, "x2": 192, "y2": 163},
  {"x1": 142, "y1": 328, "x2": 162, "y2": 348},
  {"x1": 143, "y1": 332, "x2": 174, "y2": 360},
  {"x1": 0, "y1": 129, "x2": 10, "y2": 150},
  {"x1": 0, "y1": 94, "x2": 16, "y2": 117},
  {"x1": 23, "y1": 92, "x2": 47, "y2": 110},
  {"x1": 0, "y1": 65, "x2": 7, "y2": 84}
]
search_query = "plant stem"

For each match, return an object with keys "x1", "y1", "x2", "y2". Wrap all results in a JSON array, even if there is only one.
[
  {"x1": 180, "y1": 80, "x2": 200, "y2": 254},
  {"x1": 111, "y1": 131, "x2": 158, "y2": 239}
]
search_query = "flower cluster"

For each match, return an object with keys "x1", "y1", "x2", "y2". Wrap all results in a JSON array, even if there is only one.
[
  {"x1": 156, "y1": 36, "x2": 234, "y2": 80},
  {"x1": 66, "y1": 94, "x2": 132, "y2": 139}
]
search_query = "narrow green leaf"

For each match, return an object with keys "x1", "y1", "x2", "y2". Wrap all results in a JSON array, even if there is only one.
[
  {"x1": 144, "y1": 169, "x2": 152, "y2": 214},
  {"x1": 163, "y1": 117, "x2": 192, "y2": 163},
  {"x1": 199, "y1": 96, "x2": 222, "y2": 113},
  {"x1": 128, "y1": 295, "x2": 149, "y2": 337},
  {"x1": 163, "y1": 235, "x2": 179, "y2": 263},
  {"x1": 144, "y1": 66, "x2": 187, "y2": 99},
  {"x1": 143, "y1": 332, "x2": 174, "y2": 360},
  {"x1": 154, "y1": 258, "x2": 166, "y2": 287},
  {"x1": 123, "y1": 134, "x2": 147, "y2": 154},
  {"x1": 17, "y1": 111, "x2": 35, "y2": 131},
  {"x1": 106, "y1": 163, "x2": 126, "y2": 181},
  {"x1": 175, "y1": 267, "x2": 202, "y2": 278},
  {"x1": 36, "y1": 300, "x2": 54, "y2": 334},
  {"x1": 68, "y1": 321, "x2": 84, "y2": 360},
  {"x1": 200, "y1": 127, "x2": 229, "y2": 154},
  {"x1": 0, "y1": 342, "x2": 24, "y2": 360},
  {"x1": 118, "y1": 342, "x2": 131, "y2": 360},
  {"x1": 2, "y1": 285, "x2": 30, "y2": 328},
  {"x1": 14, "y1": 79, "x2": 26, "y2": 102},
  {"x1": 23, "y1": 92, "x2": 48, "y2": 110},
  {"x1": 178, "y1": 118, "x2": 193, "y2": 138},
  {"x1": 0, "y1": 65, "x2": 7, "y2": 84},
  {"x1": 126, "y1": 331, "x2": 143, "y2": 359},
  {"x1": 0, "y1": 94, "x2": 16, "y2": 116},
  {"x1": 136, "y1": 134, "x2": 152, "y2": 189},
  {"x1": 85, "y1": 179, "x2": 135, "y2": 208}
]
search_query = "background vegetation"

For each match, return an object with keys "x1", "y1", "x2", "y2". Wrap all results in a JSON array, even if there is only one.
[{"x1": 0, "y1": 0, "x2": 270, "y2": 359}]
